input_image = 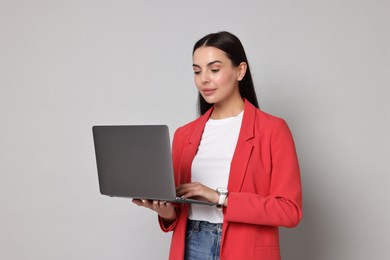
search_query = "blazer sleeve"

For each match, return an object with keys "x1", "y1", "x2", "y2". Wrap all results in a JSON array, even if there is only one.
[
  {"x1": 225, "y1": 119, "x2": 302, "y2": 228},
  {"x1": 158, "y1": 127, "x2": 183, "y2": 232}
]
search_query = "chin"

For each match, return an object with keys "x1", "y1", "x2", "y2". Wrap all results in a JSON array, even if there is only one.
[{"x1": 202, "y1": 96, "x2": 218, "y2": 104}]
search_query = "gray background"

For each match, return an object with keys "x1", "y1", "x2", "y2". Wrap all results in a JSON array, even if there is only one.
[{"x1": 1, "y1": 0, "x2": 389, "y2": 259}]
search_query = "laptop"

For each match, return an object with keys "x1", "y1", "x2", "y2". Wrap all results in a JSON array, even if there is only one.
[{"x1": 92, "y1": 125, "x2": 216, "y2": 206}]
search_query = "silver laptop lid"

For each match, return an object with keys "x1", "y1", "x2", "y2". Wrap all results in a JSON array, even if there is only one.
[{"x1": 92, "y1": 125, "x2": 176, "y2": 201}]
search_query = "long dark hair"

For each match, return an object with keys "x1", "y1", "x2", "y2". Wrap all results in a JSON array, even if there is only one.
[{"x1": 193, "y1": 31, "x2": 260, "y2": 115}]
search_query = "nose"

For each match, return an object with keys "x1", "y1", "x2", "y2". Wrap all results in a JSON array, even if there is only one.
[{"x1": 201, "y1": 71, "x2": 210, "y2": 84}]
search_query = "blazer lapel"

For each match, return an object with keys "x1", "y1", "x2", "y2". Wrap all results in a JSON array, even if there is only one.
[
  {"x1": 227, "y1": 100, "x2": 256, "y2": 192},
  {"x1": 178, "y1": 100, "x2": 256, "y2": 188},
  {"x1": 179, "y1": 108, "x2": 213, "y2": 183}
]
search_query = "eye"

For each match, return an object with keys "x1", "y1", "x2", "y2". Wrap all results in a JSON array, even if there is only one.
[
  {"x1": 193, "y1": 71, "x2": 201, "y2": 75},
  {"x1": 211, "y1": 69, "x2": 220, "y2": 73}
]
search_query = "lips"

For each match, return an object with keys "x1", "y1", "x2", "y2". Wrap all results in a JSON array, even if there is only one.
[{"x1": 201, "y1": 88, "x2": 216, "y2": 96}]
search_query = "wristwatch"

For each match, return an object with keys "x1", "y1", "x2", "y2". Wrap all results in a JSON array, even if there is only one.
[{"x1": 216, "y1": 187, "x2": 229, "y2": 208}]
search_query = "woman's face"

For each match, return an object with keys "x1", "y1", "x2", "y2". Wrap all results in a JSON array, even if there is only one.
[{"x1": 192, "y1": 46, "x2": 245, "y2": 106}]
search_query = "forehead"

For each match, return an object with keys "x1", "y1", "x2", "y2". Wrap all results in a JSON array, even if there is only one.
[{"x1": 192, "y1": 46, "x2": 230, "y2": 65}]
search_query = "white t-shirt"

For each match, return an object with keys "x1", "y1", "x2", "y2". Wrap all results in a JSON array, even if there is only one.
[{"x1": 189, "y1": 111, "x2": 243, "y2": 223}]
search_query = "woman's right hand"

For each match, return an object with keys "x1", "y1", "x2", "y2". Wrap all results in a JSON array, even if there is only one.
[{"x1": 132, "y1": 199, "x2": 177, "y2": 222}]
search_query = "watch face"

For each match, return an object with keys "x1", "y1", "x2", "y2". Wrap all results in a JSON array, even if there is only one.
[{"x1": 217, "y1": 187, "x2": 228, "y2": 195}]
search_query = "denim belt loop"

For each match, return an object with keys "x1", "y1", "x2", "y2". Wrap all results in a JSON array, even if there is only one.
[{"x1": 193, "y1": 220, "x2": 200, "y2": 231}]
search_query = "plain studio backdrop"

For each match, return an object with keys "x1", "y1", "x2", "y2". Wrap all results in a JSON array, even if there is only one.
[{"x1": 0, "y1": 0, "x2": 389, "y2": 259}]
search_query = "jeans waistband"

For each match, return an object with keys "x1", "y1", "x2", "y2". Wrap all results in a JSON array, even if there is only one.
[{"x1": 187, "y1": 219, "x2": 222, "y2": 232}]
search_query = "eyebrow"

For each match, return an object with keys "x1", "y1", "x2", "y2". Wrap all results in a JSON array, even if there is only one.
[{"x1": 192, "y1": 60, "x2": 222, "y2": 68}]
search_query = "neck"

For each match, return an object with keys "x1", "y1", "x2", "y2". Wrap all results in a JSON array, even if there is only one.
[{"x1": 210, "y1": 98, "x2": 244, "y2": 119}]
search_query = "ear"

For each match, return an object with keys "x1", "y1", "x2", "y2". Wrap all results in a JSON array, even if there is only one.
[{"x1": 237, "y1": 62, "x2": 247, "y2": 81}]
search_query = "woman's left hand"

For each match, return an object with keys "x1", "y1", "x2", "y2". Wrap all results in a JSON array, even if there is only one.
[{"x1": 176, "y1": 182, "x2": 219, "y2": 204}]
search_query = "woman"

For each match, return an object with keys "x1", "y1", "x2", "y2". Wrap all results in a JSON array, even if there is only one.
[{"x1": 133, "y1": 31, "x2": 302, "y2": 260}]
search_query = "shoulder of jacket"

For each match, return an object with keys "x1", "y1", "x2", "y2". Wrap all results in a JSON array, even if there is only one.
[
  {"x1": 173, "y1": 115, "x2": 203, "y2": 138},
  {"x1": 255, "y1": 108, "x2": 285, "y2": 124},
  {"x1": 244, "y1": 99, "x2": 285, "y2": 125},
  {"x1": 253, "y1": 108, "x2": 290, "y2": 136}
]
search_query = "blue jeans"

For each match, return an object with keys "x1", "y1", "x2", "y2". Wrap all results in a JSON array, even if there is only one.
[{"x1": 184, "y1": 219, "x2": 223, "y2": 260}]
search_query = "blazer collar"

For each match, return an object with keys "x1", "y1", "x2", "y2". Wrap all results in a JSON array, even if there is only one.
[
  {"x1": 188, "y1": 98, "x2": 257, "y2": 146},
  {"x1": 188, "y1": 106, "x2": 213, "y2": 146},
  {"x1": 239, "y1": 99, "x2": 256, "y2": 141},
  {"x1": 181, "y1": 99, "x2": 257, "y2": 184},
  {"x1": 227, "y1": 99, "x2": 256, "y2": 191}
]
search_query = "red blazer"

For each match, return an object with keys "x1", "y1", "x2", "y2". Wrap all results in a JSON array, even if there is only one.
[{"x1": 159, "y1": 100, "x2": 302, "y2": 260}]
